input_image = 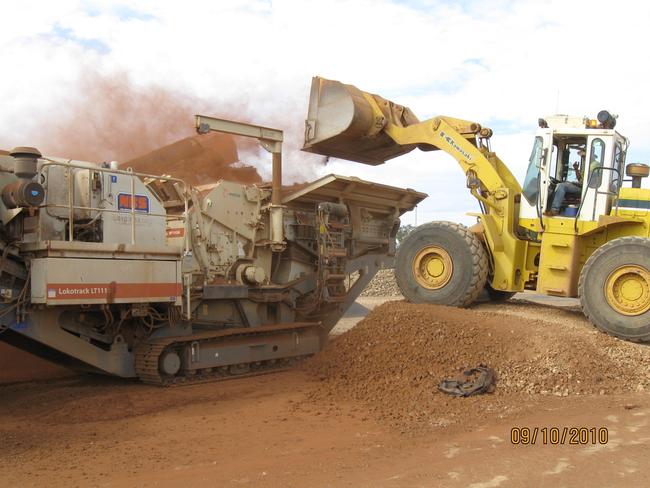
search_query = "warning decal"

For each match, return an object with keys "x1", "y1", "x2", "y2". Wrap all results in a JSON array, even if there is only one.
[
  {"x1": 166, "y1": 227, "x2": 185, "y2": 238},
  {"x1": 117, "y1": 193, "x2": 150, "y2": 213}
]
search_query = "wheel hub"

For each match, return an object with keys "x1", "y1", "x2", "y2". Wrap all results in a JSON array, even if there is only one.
[
  {"x1": 159, "y1": 350, "x2": 182, "y2": 376},
  {"x1": 605, "y1": 265, "x2": 650, "y2": 316},
  {"x1": 413, "y1": 245, "x2": 453, "y2": 289}
]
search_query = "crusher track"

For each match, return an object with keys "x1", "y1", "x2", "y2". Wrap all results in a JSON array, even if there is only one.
[{"x1": 135, "y1": 322, "x2": 320, "y2": 386}]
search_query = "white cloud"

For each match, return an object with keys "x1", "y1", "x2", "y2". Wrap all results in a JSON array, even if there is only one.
[{"x1": 1, "y1": 0, "x2": 649, "y2": 225}]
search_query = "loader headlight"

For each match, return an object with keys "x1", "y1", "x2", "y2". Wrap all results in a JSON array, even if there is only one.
[{"x1": 597, "y1": 110, "x2": 617, "y2": 129}]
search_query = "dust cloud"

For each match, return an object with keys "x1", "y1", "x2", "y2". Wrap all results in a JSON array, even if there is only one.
[
  {"x1": 126, "y1": 132, "x2": 262, "y2": 186},
  {"x1": 21, "y1": 72, "x2": 201, "y2": 163},
  {"x1": 1, "y1": 72, "x2": 327, "y2": 185}
]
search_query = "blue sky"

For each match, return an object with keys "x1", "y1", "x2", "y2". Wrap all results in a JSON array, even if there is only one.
[
  {"x1": 50, "y1": 23, "x2": 111, "y2": 54},
  {"x1": 1, "y1": 0, "x2": 649, "y2": 225}
]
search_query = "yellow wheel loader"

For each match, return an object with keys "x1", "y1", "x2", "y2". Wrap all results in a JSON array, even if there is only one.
[{"x1": 303, "y1": 76, "x2": 650, "y2": 342}]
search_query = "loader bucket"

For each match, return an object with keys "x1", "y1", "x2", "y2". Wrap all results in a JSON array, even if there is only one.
[{"x1": 302, "y1": 77, "x2": 420, "y2": 165}]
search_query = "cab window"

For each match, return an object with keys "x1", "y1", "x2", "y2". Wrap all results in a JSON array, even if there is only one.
[
  {"x1": 564, "y1": 145, "x2": 584, "y2": 183},
  {"x1": 588, "y1": 139, "x2": 605, "y2": 188},
  {"x1": 550, "y1": 136, "x2": 586, "y2": 184},
  {"x1": 549, "y1": 144, "x2": 558, "y2": 180},
  {"x1": 522, "y1": 137, "x2": 543, "y2": 205}
]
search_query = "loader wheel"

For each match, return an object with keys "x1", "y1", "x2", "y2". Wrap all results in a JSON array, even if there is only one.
[
  {"x1": 579, "y1": 236, "x2": 650, "y2": 342},
  {"x1": 395, "y1": 221, "x2": 488, "y2": 307}
]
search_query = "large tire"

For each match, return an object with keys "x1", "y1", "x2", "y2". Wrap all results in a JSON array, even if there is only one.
[
  {"x1": 395, "y1": 221, "x2": 488, "y2": 307},
  {"x1": 579, "y1": 236, "x2": 650, "y2": 342}
]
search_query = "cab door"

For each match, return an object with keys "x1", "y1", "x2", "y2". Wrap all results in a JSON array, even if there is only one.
[
  {"x1": 578, "y1": 135, "x2": 612, "y2": 221},
  {"x1": 538, "y1": 130, "x2": 556, "y2": 215},
  {"x1": 519, "y1": 130, "x2": 553, "y2": 221}
]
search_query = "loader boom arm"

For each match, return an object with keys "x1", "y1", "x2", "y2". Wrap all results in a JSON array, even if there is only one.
[
  {"x1": 302, "y1": 76, "x2": 531, "y2": 293},
  {"x1": 382, "y1": 113, "x2": 522, "y2": 197}
]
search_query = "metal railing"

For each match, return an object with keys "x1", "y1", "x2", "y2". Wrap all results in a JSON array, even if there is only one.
[
  {"x1": 573, "y1": 166, "x2": 621, "y2": 231},
  {"x1": 39, "y1": 160, "x2": 189, "y2": 253},
  {"x1": 40, "y1": 160, "x2": 193, "y2": 319}
]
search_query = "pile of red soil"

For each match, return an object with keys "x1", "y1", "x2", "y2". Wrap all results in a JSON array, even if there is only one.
[{"x1": 304, "y1": 301, "x2": 649, "y2": 432}]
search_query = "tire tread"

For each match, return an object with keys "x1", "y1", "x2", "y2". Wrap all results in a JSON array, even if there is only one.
[
  {"x1": 578, "y1": 236, "x2": 650, "y2": 342},
  {"x1": 396, "y1": 221, "x2": 488, "y2": 307}
]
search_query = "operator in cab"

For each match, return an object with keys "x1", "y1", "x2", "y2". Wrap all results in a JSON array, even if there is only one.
[{"x1": 547, "y1": 147, "x2": 596, "y2": 216}]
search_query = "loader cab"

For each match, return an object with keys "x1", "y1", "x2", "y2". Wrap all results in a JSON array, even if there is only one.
[{"x1": 519, "y1": 113, "x2": 627, "y2": 225}]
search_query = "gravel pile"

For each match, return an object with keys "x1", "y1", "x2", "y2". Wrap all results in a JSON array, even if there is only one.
[
  {"x1": 304, "y1": 301, "x2": 650, "y2": 432},
  {"x1": 360, "y1": 268, "x2": 402, "y2": 297}
]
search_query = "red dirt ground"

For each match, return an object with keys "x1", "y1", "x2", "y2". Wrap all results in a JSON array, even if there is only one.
[
  {"x1": 0, "y1": 342, "x2": 71, "y2": 385},
  {"x1": 1, "y1": 301, "x2": 649, "y2": 486}
]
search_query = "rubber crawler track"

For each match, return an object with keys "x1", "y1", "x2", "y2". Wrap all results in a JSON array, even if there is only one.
[{"x1": 134, "y1": 322, "x2": 319, "y2": 386}]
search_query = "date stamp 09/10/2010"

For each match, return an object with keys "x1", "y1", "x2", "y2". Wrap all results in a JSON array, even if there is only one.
[{"x1": 510, "y1": 427, "x2": 609, "y2": 446}]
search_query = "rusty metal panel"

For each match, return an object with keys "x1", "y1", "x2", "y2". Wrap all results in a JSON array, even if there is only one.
[
  {"x1": 31, "y1": 258, "x2": 181, "y2": 305},
  {"x1": 282, "y1": 174, "x2": 427, "y2": 214},
  {"x1": 21, "y1": 240, "x2": 181, "y2": 259}
]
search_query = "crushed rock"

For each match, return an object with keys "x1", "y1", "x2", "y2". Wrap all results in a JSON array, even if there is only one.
[
  {"x1": 360, "y1": 268, "x2": 402, "y2": 297},
  {"x1": 303, "y1": 301, "x2": 650, "y2": 433}
]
